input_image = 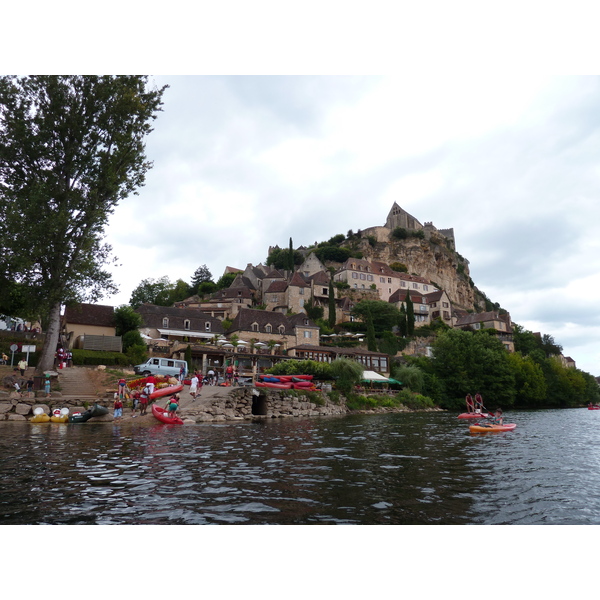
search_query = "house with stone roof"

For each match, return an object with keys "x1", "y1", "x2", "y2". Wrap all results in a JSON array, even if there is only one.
[
  {"x1": 424, "y1": 290, "x2": 455, "y2": 327},
  {"x1": 228, "y1": 308, "x2": 319, "y2": 350},
  {"x1": 389, "y1": 289, "x2": 431, "y2": 326},
  {"x1": 62, "y1": 303, "x2": 118, "y2": 350},
  {"x1": 454, "y1": 310, "x2": 514, "y2": 352},
  {"x1": 136, "y1": 304, "x2": 225, "y2": 345}
]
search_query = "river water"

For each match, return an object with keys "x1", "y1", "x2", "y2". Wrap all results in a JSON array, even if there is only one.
[{"x1": 1, "y1": 408, "x2": 599, "y2": 525}]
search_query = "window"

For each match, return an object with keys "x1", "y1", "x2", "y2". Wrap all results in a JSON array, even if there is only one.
[
  {"x1": 442, "y1": 302, "x2": 449, "y2": 308},
  {"x1": 352, "y1": 272, "x2": 358, "y2": 279},
  {"x1": 430, "y1": 302, "x2": 437, "y2": 308},
  {"x1": 271, "y1": 295, "x2": 278, "y2": 303},
  {"x1": 367, "y1": 275, "x2": 373, "y2": 281},
  {"x1": 423, "y1": 285, "x2": 429, "y2": 291},
  {"x1": 167, "y1": 360, "x2": 174, "y2": 367},
  {"x1": 443, "y1": 311, "x2": 450, "y2": 320},
  {"x1": 299, "y1": 299, "x2": 305, "y2": 307},
  {"x1": 162, "y1": 318, "x2": 169, "y2": 327},
  {"x1": 360, "y1": 273, "x2": 366, "y2": 280},
  {"x1": 304, "y1": 331, "x2": 312, "y2": 338},
  {"x1": 299, "y1": 288, "x2": 304, "y2": 295},
  {"x1": 304, "y1": 319, "x2": 309, "y2": 325},
  {"x1": 322, "y1": 288, "x2": 328, "y2": 295},
  {"x1": 252, "y1": 323, "x2": 259, "y2": 332},
  {"x1": 184, "y1": 320, "x2": 190, "y2": 330},
  {"x1": 388, "y1": 278, "x2": 392, "y2": 283},
  {"x1": 380, "y1": 277, "x2": 385, "y2": 283},
  {"x1": 278, "y1": 326, "x2": 285, "y2": 334},
  {"x1": 152, "y1": 358, "x2": 160, "y2": 366},
  {"x1": 205, "y1": 322, "x2": 211, "y2": 331},
  {"x1": 413, "y1": 283, "x2": 418, "y2": 289},
  {"x1": 354, "y1": 283, "x2": 358, "y2": 288},
  {"x1": 401, "y1": 281, "x2": 406, "y2": 287},
  {"x1": 265, "y1": 325, "x2": 272, "y2": 333}
]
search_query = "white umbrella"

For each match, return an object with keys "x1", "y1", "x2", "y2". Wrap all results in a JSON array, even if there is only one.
[
  {"x1": 223, "y1": 343, "x2": 234, "y2": 348},
  {"x1": 255, "y1": 342, "x2": 267, "y2": 347},
  {"x1": 236, "y1": 340, "x2": 248, "y2": 345}
]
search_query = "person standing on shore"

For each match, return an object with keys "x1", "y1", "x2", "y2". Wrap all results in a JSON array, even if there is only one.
[
  {"x1": 44, "y1": 374, "x2": 51, "y2": 397},
  {"x1": 18, "y1": 358, "x2": 27, "y2": 376},
  {"x1": 146, "y1": 374, "x2": 156, "y2": 396},
  {"x1": 190, "y1": 373, "x2": 199, "y2": 400},
  {"x1": 113, "y1": 397, "x2": 123, "y2": 422},
  {"x1": 139, "y1": 384, "x2": 150, "y2": 416}
]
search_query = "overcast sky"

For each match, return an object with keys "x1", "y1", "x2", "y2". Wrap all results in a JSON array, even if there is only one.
[{"x1": 98, "y1": 75, "x2": 600, "y2": 374}]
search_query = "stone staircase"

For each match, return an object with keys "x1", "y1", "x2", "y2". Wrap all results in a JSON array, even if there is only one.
[{"x1": 55, "y1": 366, "x2": 99, "y2": 401}]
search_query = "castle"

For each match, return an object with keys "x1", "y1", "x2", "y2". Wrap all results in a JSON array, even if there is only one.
[{"x1": 376, "y1": 202, "x2": 455, "y2": 249}]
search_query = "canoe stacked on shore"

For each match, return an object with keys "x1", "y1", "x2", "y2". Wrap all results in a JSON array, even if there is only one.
[{"x1": 255, "y1": 375, "x2": 317, "y2": 391}]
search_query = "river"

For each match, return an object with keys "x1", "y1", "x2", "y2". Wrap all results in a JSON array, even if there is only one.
[{"x1": 1, "y1": 408, "x2": 599, "y2": 525}]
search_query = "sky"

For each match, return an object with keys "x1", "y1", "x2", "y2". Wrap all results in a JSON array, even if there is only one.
[{"x1": 99, "y1": 75, "x2": 600, "y2": 375}]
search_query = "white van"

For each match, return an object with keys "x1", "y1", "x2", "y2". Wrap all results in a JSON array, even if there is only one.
[{"x1": 134, "y1": 357, "x2": 188, "y2": 378}]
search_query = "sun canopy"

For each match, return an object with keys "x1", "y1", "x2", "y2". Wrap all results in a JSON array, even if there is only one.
[{"x1": 361, "y1": 370, "x2": 392, "y2": 383}]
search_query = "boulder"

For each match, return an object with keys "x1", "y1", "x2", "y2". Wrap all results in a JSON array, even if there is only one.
[
  {"x1": 15, "y1": 403, "x2": 33, "y2": 416},
  {"x1": 7, "y1": 414, "x2": 27, "y2": 421},
  {"x1": 97, "y1": 365, "x2": 107, "y2": 371},
  {"x1": 0, "y1": 403, "x2": 12, "y2": 414}
]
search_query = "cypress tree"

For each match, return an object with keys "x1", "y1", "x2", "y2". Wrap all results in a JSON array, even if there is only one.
[
  {"x1": 406, "y1": 291, "x2": 415, "y2": 336},
  {"x1": 288, "y1": 237, "x2": 294, "y2": 271},
  {"x1": 399, "y1": 305, "x2": 408, "y2": 337},
  {"x1": 328, "y1": 278, "x2": 336, "y2": 327},
  {"x1": 366, "y1": 308, "x2": 377, "y2": 352}
]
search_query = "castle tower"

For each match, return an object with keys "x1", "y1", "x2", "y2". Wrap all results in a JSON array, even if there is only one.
[{"x1": 385, "y1": 202, "x2": 423, "y2": 232}]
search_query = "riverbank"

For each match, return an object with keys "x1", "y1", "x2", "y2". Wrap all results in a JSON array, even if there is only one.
[{"x1": 0, "y1": 365, "x2": 442, "y2": 423}]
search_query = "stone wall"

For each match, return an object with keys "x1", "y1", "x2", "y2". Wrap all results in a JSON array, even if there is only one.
[
  {"x1": 179, "y1": 388, "x2": 348, "y2": 423},
  {"x1": 0, "y1": 390, "x2": 112, "y2": 421}
]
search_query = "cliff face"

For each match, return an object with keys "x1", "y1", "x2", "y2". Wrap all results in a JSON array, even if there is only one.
[{"x1": 354, "y1": 234, "x2": 477, "y2": 310}]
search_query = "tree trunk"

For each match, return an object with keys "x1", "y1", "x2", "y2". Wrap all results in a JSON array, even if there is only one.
[{"x1": 35, "y1": 301, "x2": 61, "y2": 376}]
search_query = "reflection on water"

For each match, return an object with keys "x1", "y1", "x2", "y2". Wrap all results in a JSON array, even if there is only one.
[{"x1": 1, "y1": 409, "x2": 599, "y2": 524}]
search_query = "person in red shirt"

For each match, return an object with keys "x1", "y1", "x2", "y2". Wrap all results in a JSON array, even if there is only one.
[{"x1": 113, "y1": 397, "x2": 123, "y2": 422}]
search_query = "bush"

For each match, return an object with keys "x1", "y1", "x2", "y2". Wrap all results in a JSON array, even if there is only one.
[
  {"x1": 395, "y1": 389, "x2": 435, "y2": 410},
  {"x1": 72, "y1": 349, "x2": 129, "y2": 366}
]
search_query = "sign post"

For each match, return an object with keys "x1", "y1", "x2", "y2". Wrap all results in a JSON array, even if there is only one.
[
  {"x1": 22, "y1": 345, "x2": 36, "y2": 365},
  {"x1": 9, "y1": 344, "x2": 18, "y2": 367}
]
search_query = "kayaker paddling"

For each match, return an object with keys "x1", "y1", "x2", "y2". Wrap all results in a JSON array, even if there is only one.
[{"x1": 465, "y1": 393, "x2": 475, "y2": 413}]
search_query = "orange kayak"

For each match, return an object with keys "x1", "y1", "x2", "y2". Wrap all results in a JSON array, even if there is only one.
[{"x1": 469, "y1": 423, "x2": 516, "y2": 433}]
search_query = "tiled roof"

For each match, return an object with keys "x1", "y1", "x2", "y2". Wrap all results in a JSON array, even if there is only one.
[
  {"x1": 63, "y1": 303, "x2": 115, "y2": 327},
  {"x1": 389, "y1": 289, "x2": 428, "y2": 304},
  {"x1": 289, "y1": 272, "x2": 310, "y2": 287},
  {"x1": 136, "y1": 304, "x2": 225, "y2": 333},
  {"x1": 455, "y1": 311, "x2": 512, "y2": 332},
  {"x1": 229, "y1": 308, "x2": 292, "y2": 334},
  {"x1": 265, "y1": 280, "x2": 288, "y2": 293}
]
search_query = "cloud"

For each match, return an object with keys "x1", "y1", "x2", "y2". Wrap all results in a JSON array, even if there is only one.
[{"x1": 100, "y1": 75, "x2": 600, "y2": 374}]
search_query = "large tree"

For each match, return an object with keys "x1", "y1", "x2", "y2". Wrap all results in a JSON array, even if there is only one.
[{"x1": 0, "y1": 76, "x2": 167, "y2": 374}]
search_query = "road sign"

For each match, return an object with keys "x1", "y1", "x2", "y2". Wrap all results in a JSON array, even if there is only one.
[{"x1": 9, "y1": 344, "x2": 18, "y2": 352}]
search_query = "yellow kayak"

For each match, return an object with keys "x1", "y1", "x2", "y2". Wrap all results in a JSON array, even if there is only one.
[
  {"x1": 469, "y1": 423, "x2": 516, "y2": 433},
  {"x1": 50, "y1": 408, "x2": 69, "y2": 423},
  {"x1": 30, "y1": 413, "x2": 50, "y2": 423}
]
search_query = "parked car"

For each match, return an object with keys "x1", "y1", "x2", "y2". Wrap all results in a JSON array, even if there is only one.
[{"x1": 134, "y1": 357, "x2": 188, "y2": 378}]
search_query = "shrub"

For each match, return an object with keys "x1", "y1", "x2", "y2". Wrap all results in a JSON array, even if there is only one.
[
  {"x1": 72, "y1": 349, "x2": 129, "y2": 366},
  {"x1": 395, "y1": 389, "x2": 435, "y2": 410}
]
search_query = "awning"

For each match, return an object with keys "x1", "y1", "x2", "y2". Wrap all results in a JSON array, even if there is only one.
[
  {"x1": 157, "y1": 329, "x2": 215, "y2": 339},
  {"x1": 361, "y1": 370, "x2": 391, "y2": 383},
  {"x1": 387, "y1": 378, "x2": 403, "y2": 385}
]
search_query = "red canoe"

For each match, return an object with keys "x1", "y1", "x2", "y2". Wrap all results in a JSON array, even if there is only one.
[
  {"x1": 255, "y1": 381, "x2": 293, "y2": 389},
  {"x1": 151, "y1": 402, "x2": 183, "y2": 425},
  {"x1": 588, "y1": 406, "x2": 600, "y2": 410},
  {"x1": 458, "y1": 412, "x2": 491, "y2": 419},
  {"x1": 150, "y1": 384, "x2": 183, "y2": 401}
]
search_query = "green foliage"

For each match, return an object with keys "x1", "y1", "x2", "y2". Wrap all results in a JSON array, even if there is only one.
[
  {"x1": 221, "y1": 319, "x2": 233, "y2": 331},
  {"x1": 215, "y1": 272, "x2": 237, "y2": 290},
  {"x1": 266, "y1": 247, "x2": 303, "y2": 270},
  {"x1": 130, "y1": 276, "x2": 179, "y2": 308},
  {"x1": 378, "y1": 331, "x2": 402, "y2": 356},
  {"x1": 72, "y1": 349, "x2": 129, "y2": 366},
  {"x1": 391, "y1": 227, "x2": 409, "y2": 240},
  {"x1": 366, "y1": 235, "x2": 377, "y2": 247},
  {"x1": 327, "y1": 390, "x2": 341, "y2": 404},
  {"x1": 351, "y1": 299, "x2": 401, "y2": 335},
  {"x1": 197, "y1": 281, "x2": 217, "y2": 296},
  {"x1": 328, "y1": 278, "x2": 336, "y2": 328},
  {"x1": 190, "y1": 264, "x2": 213, "y2": 294},
  {"x1": 393, "y1": 365, "x2": 424, "y2": 393},
  {"x1": 330, "y1": 357, "x2": 364, "y2": 396},
  {"x1": 125, "y1": 344, "x2": 147, "y2": 366},
  {"x1": 365, "y1": 308, "x2": 377, "y2": 352},
  {"x1": 266, "y1": 359, "x2": 333, "y2": 379},
  {"x1": 405, "y1": 292, "x2": 415, "y2": 336},
  {"x1": 114, "y1": 304, "x2": 142, "y2": 337},
  {"x1": 328, "y1": 234, "x2": 346, "y2": 245},
  {"x1": 122, "y1": 329, "x2": 144, "y2": 351},
  {"x1": 314, "y1": 246, "x2": 352, "y2": 263},
  {"x1": 0, "y1": 75, "x2": 167, "y2": 373},
  {"x1": 395, "y1": 389, "x2": 435, "y2": 410},
  {"x1": 334, "y1": 281, "x2": 350, "y2": 290},
  {"x1": 507, "y1": 352, "x2": 547, "y2": 407},
  {"x1": 304, "y1": 299, "x2": 324, "y2": 322},
  {"x1": 431, "y1": 329, "x2": 516, "y2": 408},
  {"x1": 389, "y1": 262, "x2": 408, "y2": 273}
]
